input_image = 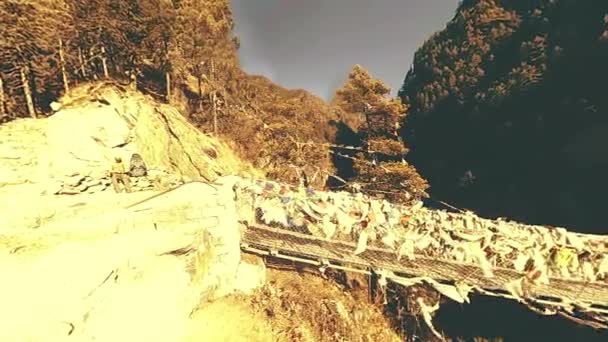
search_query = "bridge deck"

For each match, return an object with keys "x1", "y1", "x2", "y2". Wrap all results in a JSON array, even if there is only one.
[{"x1": 243, "y1": 225, "x2": 608, "y2": 312}]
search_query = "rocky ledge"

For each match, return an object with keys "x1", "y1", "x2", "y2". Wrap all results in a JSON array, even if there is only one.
[{"x1": 54, "y1": 169, "x2": 187, "y2": 195}]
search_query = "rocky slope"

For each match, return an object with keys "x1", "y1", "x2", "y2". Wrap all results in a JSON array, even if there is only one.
[
  {"x1": 0, "y1": 81, "x2": 261, "y2": 230},
  {"x1": 46, "y1": 82, "x2": 260, "y2": 190},
  {"x1": 0, "y1": 83, "x2": 259, "y2": 341}
]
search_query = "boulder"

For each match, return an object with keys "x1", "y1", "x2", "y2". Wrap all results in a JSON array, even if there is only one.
[
  {"x1": 84, "y1": 179, "x2": 102, "y2": 187},
  {"x1": 44, "y1": 106, "x2": 129, "y2": 178},
  {"x1": 1, "y1": 85, "x2": 256, "y2": 195},
  {"x1": 0, "y1": 181, "x2": 243, "y2": 342},
  {"x1": 137, "y1": 179, "x2": 151, "y2": 188},
  {"x1": 49, "y1": 101, "x2": 62, "y2": 112},
  {"x1": 234, "y1": 256, "x2": 266, "y2": 295}
]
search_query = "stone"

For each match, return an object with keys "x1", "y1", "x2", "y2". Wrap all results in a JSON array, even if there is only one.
[
  {"x1": 158, "y1": 177, "x2": 171, "y2": 189},
  {"x1": 59, "y1": 187, "x2": 80, "y2": 195},
  {"x1": 137, "y1": 179, "x2": 151, "y2": 188},
  {"x1": 0, "y1": 147, "x2": 22, "y2": 160},
  {"x1": 3, "y1": 85, "x2": 256, "y2": 193},
  {"x1": 147, "y1": 169, "x2": 166, "y2": 178},
  {"x1": 86, "y1": 184, "x2": 106, "y2": 193},
  {"x1": 233, "y1": 257, "x2": 266, "y2": 295},
  {"x1": 78, "y1": 183, "x2": 89, "y2": 192},
  {"x1": 50, "y1": 101, "x2": 62, "y2": 112},
  {"x1": 64, "y1": 174, "x2": 85, "y2": 187},
  {"x1": 84, "y1": 179, "x2": 102, "y2": 187}
]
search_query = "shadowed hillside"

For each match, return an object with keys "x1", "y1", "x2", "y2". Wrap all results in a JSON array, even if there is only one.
[{"x1": 399, "y1": 0, "x2": 608, "y2": 233}]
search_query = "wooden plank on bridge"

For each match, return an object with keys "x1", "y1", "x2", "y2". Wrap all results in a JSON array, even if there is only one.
[{"x1": 243, "y1": 224, "x2": 608, "y2": 309}]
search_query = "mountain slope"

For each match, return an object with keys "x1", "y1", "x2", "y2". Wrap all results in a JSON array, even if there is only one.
[
  {"x1": 0, "y1": 0, "x2": 338, "y2": 186},
  {"x1": 399, "y1": 0, "x2": 608, "y2": 233}
]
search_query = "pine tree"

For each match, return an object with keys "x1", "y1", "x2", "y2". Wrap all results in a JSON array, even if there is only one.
[
  {"x1": 140, "y1": 0, "x2": 177, "y2": 99},
  {"x1": 173, "y1": 0, "x2": 212, "y2": 103},
  {"x1": 335, "y1": 65, "x2": 429, "y2": 204},
  {"x1": 0, "y1": 0, "x2": 74, "y2": 117},
  {"x1": 173, "y1": 1, "x2": 234, "y2": 85}
]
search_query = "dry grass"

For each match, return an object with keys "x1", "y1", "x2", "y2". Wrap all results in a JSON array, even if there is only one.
[
  {"x1": 248, "y1": 267, "x2": 402, "y2": 342},
  {"x1": 186, "y1": 295, "x2": 277, "y2": 342}
]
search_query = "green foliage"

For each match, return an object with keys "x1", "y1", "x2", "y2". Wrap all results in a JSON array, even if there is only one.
[{"x1": 140, "y1": 0, "x2": 176, "y2": 71}]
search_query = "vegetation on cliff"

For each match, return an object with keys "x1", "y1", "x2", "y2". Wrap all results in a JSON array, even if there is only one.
[
  {"x1": 0, "y1": 0, "x2": 337, "y2": 185},
  {"x1": 399, "y1": 0, "x2": 608, "y2": 232}
]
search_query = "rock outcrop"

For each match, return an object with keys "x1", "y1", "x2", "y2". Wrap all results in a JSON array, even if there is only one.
[
  {"x1": 54, "y1": 168, "x2": 186, "y2": 195},
  {"x1": 0, "y1": 83, "x2": 270, "y2": 342},
  {"x1": 0, "y1": 82, "x2": 260, "y2": 231},
  {"x1": 0, "y1": 178, "x2": 254, "y2": 342},
  {"x1": 0, "y1": 82, "x2": 258, "y2": 197}
]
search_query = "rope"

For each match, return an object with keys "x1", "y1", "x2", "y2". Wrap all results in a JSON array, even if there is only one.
[{"x1": 243, "y1": 225, "x2": 608, "y2": 325}]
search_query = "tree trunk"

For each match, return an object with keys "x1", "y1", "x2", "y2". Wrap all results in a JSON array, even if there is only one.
[
  {"x1": 212, "y1": 92, "x2": 217, "y2": 136},
  {"x1": 165, "y1": 71, "x2": 171, "y2": 102},
  {"x1": 197, "y1": 76, "x2": 203, "y2": 110},
  {"x1": 59, "y1": 38, "x2": 69, "y2": 93},
  {"x1": 211, "y1": 59, "x2": 217, "y2": 136},
  {"x1": 100, "y1": 46, "x2": 109, "y2": 78},
  {"x1": 20, "y1": 66, "x2": 36, "y2": 119},
  {"x1": 0, "y1": 74, "x2": 6, "y2": 118},
  {"x1": 78, "y1": 47, "x2": 87, "y2": 78},
  {"x1": 88, "y1": 49, "x2": 98, "y2": 80}
]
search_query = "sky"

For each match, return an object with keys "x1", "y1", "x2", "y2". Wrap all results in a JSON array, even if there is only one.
[{"x1": 230, "y1": 0, "x2": 460, "y2": 101}]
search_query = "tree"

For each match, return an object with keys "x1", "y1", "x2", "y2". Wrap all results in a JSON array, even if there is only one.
[
  {"x1": 0, "y1": 74, "x2": 7, "y2": 120},
  {"x1": 70, "y1": 0, "x2": 146, "y2": 79},
  {"x1": 335, "y1": 65, "x2": 429, "y2": 204},
  {"x1": 398, "y1": 0, "x2": 608, "y2": 232},
  {"x1": 0, "y1": 0, "x2": 74, "y2": 117},
  {"x1": 140, "y1": 0, "x2": 177, "y2": 99}
]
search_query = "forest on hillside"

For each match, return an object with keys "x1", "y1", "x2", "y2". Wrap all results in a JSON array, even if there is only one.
[
  {"x1": 400, "y1": 0, "x2": 608, "y2": 233},
  {"x1": 0, "y1": 0, "x2": 341, "y2": 185},
  {"x1": 0, "y1": 0, "x2": 428, "y2": 202}
]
